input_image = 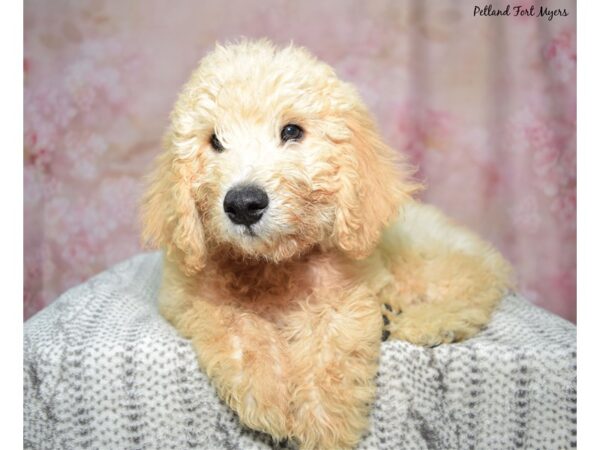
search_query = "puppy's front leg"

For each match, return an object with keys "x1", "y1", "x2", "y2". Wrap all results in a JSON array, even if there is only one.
[
  {"x1": 285, "y1": 286, "x2": 382, "y2": 450},
  {"x1": 379, "y1": 202, "x2": 512, "y2": 347},
  {"x1": 165, "y1": 295, "x2": 292, "y2": 440}
]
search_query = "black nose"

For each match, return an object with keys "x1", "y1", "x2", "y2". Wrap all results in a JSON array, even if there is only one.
[{"x1": 223, "y1": 185, "x2": 269, "y2": 226}]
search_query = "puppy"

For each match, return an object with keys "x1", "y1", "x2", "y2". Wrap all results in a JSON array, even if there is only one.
[{"x1": 141, "y1": 40, "x2": 511, "y2": 450}]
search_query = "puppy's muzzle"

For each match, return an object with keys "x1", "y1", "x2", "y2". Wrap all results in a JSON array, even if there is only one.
[{"x1": 223, "y1": 185, "x2": 269, "y2": 227}]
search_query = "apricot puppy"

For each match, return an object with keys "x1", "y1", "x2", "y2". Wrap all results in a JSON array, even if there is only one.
[{"x1": 141, "y1": 40, "x2": 511, "y2": 449}]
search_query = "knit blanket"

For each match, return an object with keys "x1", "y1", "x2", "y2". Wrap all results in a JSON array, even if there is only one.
[{"x1": 24, "y1": 253, "x2": 577, "y2": 449}]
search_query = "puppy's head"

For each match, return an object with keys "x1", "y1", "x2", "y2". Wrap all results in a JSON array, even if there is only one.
[{"x1": 142, "y1": 40, "x2": 419, "y2": 274}]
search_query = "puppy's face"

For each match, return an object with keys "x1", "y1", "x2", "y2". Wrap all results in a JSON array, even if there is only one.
[{"x1": 142, "y1": 41, "x2": 417, "y2": 273}]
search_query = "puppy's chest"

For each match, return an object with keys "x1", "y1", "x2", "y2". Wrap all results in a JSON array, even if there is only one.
[
  {"x1": 214, "y1": 271, "x2": 315, "y2": 321},
  {"x1": 206, "y1": 257, "x2": 371, "y2": 324}
]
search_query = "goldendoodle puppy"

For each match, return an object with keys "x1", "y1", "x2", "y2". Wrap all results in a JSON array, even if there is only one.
[{"x1": 141, "y1": 39, "x2": 511, "y2": 450}]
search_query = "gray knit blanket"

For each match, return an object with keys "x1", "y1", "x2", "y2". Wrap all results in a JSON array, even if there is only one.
[{"x1": 24, "y1": 253, "x2": 577, "y2": 449}]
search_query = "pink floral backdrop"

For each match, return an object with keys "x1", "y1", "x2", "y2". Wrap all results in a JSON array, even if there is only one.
[{"x1": 24, "y1": 0, "x2": 576, "y2": 322}]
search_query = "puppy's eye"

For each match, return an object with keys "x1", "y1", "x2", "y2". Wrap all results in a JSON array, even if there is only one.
[
  {"x1": 210, "y1": 133, "x2": 225, "y2": 153},
  {"x1": 281, "y1": 124, "x2": 304, "y2": 143}
]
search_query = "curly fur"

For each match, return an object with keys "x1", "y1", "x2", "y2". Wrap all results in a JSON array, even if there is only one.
[{"x1": 141, "y1": 39, "x2": 512, "y2": 450}]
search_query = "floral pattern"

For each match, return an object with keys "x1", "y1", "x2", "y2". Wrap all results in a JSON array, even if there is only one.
[{"x1": 24, "y1": 0, "x2": 576, "y2": 321}]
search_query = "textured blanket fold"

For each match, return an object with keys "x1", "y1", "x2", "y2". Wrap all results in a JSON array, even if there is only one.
[{"x1": 24, "y1": 253, "x2": 576, "y2": 449}]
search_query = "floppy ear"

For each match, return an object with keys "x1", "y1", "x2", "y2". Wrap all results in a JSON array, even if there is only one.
[
  {"x1": 332, "y1": 110, "x2": 420, "y2": 259},
  {"x1": 141, "y1": 134, "x2": 207, "y2": 275}
]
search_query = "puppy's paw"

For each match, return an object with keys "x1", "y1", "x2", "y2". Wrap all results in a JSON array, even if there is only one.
[
  {"x1": 236, "y1": 396, "x2": 290, "y2": 441},
  {"x1": 390, "y1": 320, "x2": 462, "y2": 347},
  {"x1": 292, "y1": 411, "x2": 364, "y2": 450},
  {"x1": 385, "y1": 303, "x2": 486, "y2": 347}
]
